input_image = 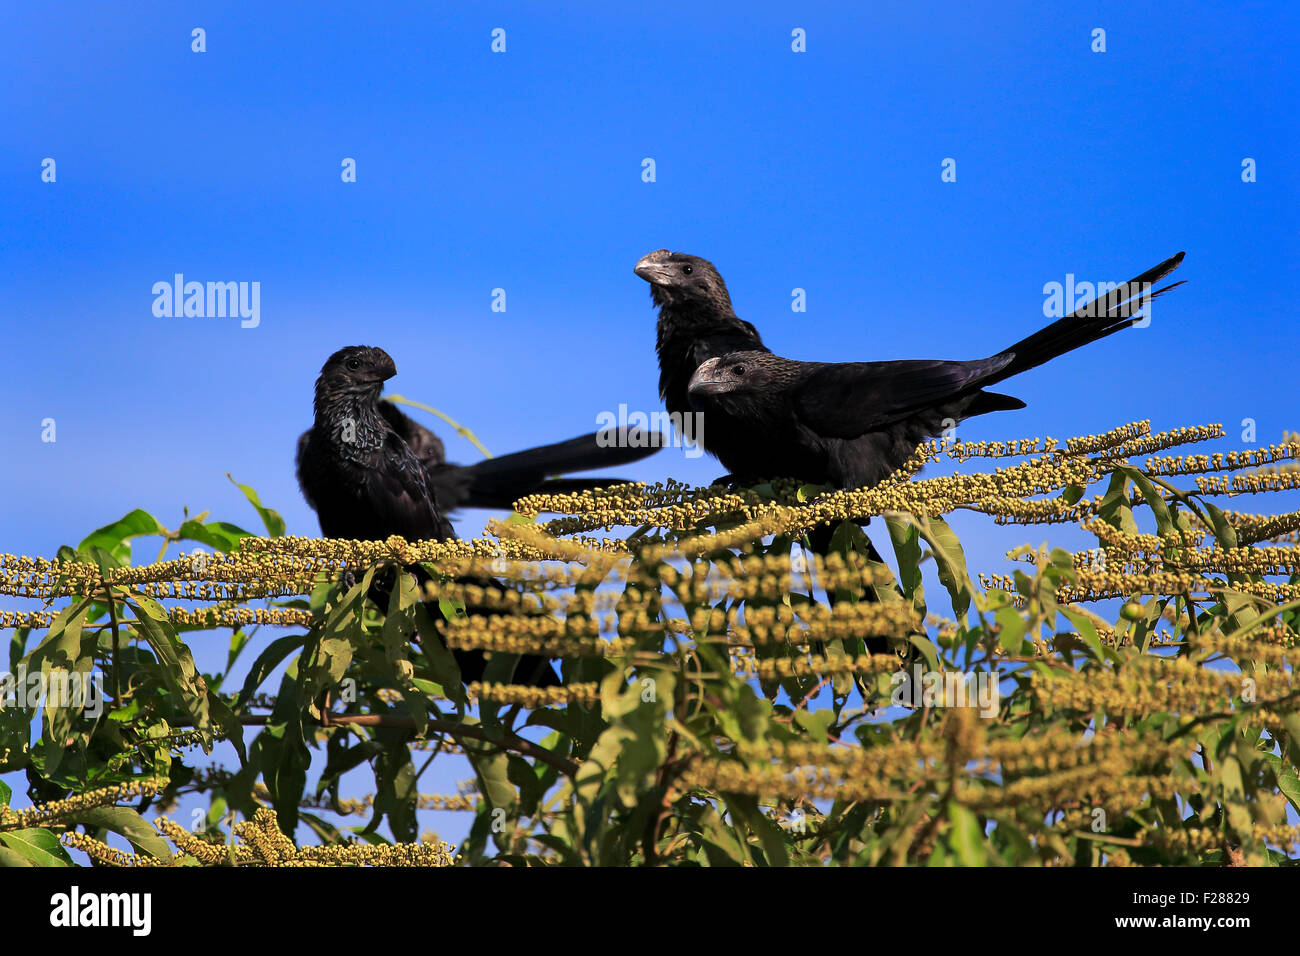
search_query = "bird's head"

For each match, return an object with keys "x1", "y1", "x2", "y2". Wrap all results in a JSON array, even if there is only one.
[
  {"x1": 688, "y1": 353, "x2": 762, "y2": 399},
  {"x1": 634, "y1": 249, "x2": 734, "y2": 315},
  {"x1": 315, "y1": 346, "x2": 398, "y2": 401}
]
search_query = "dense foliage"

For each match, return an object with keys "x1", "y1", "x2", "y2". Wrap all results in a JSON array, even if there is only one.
[{"x1": 1, "y1": 421, "x2": 1298, "y2": 866}]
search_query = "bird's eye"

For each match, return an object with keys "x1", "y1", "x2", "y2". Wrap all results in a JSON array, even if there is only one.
[
  {"x1": 731, "y1": 365, "x2": 745, "y2": 376},
  {"x1": 682, "y1": 264, "x2": 693, "y2": 275},
  {"x1": 346, "y1": 359, "x2": 361, "y2": 371}
]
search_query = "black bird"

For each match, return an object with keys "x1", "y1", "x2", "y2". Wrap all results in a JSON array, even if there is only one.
[
  {"x1": 637, "y1": 249, "x2": 1185, "y2": 665},
  {"x1": 635, "y1": 249, "x2": 886, "y2": 657},
  {"x1": 683, "y1": 253, "x2": 1187, "y2": 489},
  {"x1": 299, "y1": 403, "x2": 659, "y2": 518},
  {"x1": 634, "y1": 249, "x2": 768, "y2": 431},
  {"x1": 296, "y1": 345, "x2": 560, "y2": 687}
]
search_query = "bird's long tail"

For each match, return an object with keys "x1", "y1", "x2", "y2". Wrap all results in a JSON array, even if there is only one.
[
  {"x1": 455, "y1": 427, "x2": 661, "y2": 510},
  {"x1": 991, "y1": 251, "x2": 1186, "y2": 382}
]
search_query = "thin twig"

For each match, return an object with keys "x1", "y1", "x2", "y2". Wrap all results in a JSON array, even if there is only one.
[
  {"x1": 385, "y1": 394, "x2": 494, "y2": 460},
  {"x1": 318, "y1": 711, "x2": 579, "y2": 776}
]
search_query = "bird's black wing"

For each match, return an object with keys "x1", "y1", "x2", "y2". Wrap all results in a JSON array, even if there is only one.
[
  {"x1": 365, "y1": 433, "x2": 455, "y2": 542},
  {"x1": 378, "y1": 400, "x2": 446, "y2": 468},
  {"x1": 295, "y1": 429, "x2": 317, "y2": 509},
  {"x1": 791, "y1": 355, "x2": 1016, "y2": 439}
]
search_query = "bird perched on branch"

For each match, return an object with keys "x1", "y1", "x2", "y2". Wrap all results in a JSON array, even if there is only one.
[
  {"x1": 682, "y1": 252, "x2": 1186, "y2": 489},
  {"x1": 296, "y1": 345, "x2": 560, "y2": 687},
  {"x1": 300, "y1": 401, "x2": 659, "y2": 519},
  {"x1": 636, "y1": 248, "x2": 1185, "y2": 663},
  {"x1": 634, "y1": 249, "x2": 768, "y2": 435},
  {"x1": 637, "y1": 248, "x2": 1186, "y2": 490},
  {"x1": 635, "y1": 248, "x2": 886, "y2": 656}
]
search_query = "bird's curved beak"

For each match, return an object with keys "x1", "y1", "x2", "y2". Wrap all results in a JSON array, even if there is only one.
[
  {"x1": 687, "y1": 358, "x2": 729, "y2": 396},
  {"x1": 375, "y1": 351, "x2": 398, "y2": 382},
  {"x1": 634, "y1": 250, "x2": 674, "y2": 284}
]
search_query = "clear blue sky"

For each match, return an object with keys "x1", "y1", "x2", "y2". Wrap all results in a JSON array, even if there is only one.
[{"x1": 2, "y1": 1, "x2": 1296, "y2": 843}]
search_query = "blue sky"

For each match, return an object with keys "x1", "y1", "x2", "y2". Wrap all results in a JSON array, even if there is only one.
[{"x1": 1, "y1": 1, "x2": 1296, "y2": 844}]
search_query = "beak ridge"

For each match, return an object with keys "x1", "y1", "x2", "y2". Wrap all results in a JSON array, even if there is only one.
[
  {"x1": 634, "y1": 250, "x2": 673, "y2": 282},
  {"x1": 688, "y1": 358, "x2": 727, "y2": 396}
]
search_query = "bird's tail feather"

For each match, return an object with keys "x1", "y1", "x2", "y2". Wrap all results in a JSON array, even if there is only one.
[
  {"x1": 456, "y1": 428, "x2": 659, "y2": 510},
  {"x1": 992, "y1": 252, "x2": 1186, "y2": 382}
]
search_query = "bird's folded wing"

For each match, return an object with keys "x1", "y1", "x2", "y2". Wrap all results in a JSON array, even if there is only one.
[
  {"x1": 791, "y1": 355, "x2": 1015, "y2": 439},
  {"x1": 378, "y1": 400, "x2": 447, "y2": 467},
  {"x1": 365, "y1": 442, "x2": 452, "y2": 541}
]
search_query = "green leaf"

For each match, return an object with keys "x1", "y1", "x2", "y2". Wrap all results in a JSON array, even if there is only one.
[
  {"x1": 1097, "y1": 472, "x2": 1138, "y2": 536},
  {"x1": 1219, "y1": 756, "x2": 1253, "y2": 836},
  {"x1": 301, "y1": 570, "x2": 372, "y2": 717},
  {"x1": 24, "y1": 597, "x2": 95, "y2": 673},
  {"x1": 77, "y1": 509, "x2": 163, "y2": 563},
  {"x1": 476, "y1": 749, "x2": 517, "y2": 811},
  {"x1": 176, "y1": 519, "x2": 252, "y2": 554},
  {"x1": 129, "y1": 596, "x2": 211, "y2": 731},
  {"x1": 694, "y1": 804, "x2": 747, "y2": 866},
  {"x1": 884, "y1": 514, "x2": 923, "y2": 604},
  {"x1": 0, "y1": 828, "x2": 74, "y2": 866},
  {"x1": 1265, "y1": 754, "x2": 1300, "y2": 816},
  {"x1": 207, "y1": 693, "x2": 248, "y2": 765},
  {"x1": 23, "y1": 599, "x2": 97, "y2": 777},
  {"x1": 995, "y1": 606, "x2": 1026, "y2": 653},
  {"x1": 71, "y1": 807, "x2": 173, "y2": 860},
  {"x1": 383, "y1": 571, "x2": 430, "y2": 736},
  {"x1": 916, "y1": 515, "x2": 972, "y2": 619},
  {"x1": 1202, "y1": 502, "x2": 1240, "y2": 550},
  {"x1": 414, "y1": 605, "x2": 468, "y2": 706},
  {"x1": 1119, "y1": 466, "x2": 1174, "y2": 537},
  {"x1": 725, "y1": 794, "x2": 790, "y2": 866},
  {"x1": 227, "y1": 475, "x2": 286, "y2": 538},
  {"x1": 947, "y1": 803, "x2": 987, "y2": 866},
  {"x1": 1060, "y1": 608, "x2": 1107, "y2": 665},
  {"x1": 793, "y1": 707, "x2": 836, "y2": 738},
  {"x1": 234, "y1": 634, "x2": 307, "y2": 710},
  {"x1": 370, "y1": 744, "x2": 419, "y2": 842},
  {"x1": 907, "y1": 633, "x2": 941, "y2": 673}
]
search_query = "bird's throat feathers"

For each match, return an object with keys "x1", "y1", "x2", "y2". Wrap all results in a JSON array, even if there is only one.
[
  {"x1": 313, "y1": 385, "x2": 387, "y2": 460},
  {"x1": 655, "y1": 303, "x2": 735, "y2": 366}
]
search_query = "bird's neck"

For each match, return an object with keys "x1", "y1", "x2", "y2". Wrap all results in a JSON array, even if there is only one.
[
  {"x1": 314, "y1": 389, "x2": 387, "y2": 461},
  {"x1": 655, "y1": 305, "x2": 714, "y2": 364},
  {"x1": 655, "y1": 304, "x2": 762, "y2": 412},
  {"x1": 656, "y1": 301, "x2": 721, "y2": 336},
  {"x1": 655, "y1": 300, "x2": 760, "y2": 349}
]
